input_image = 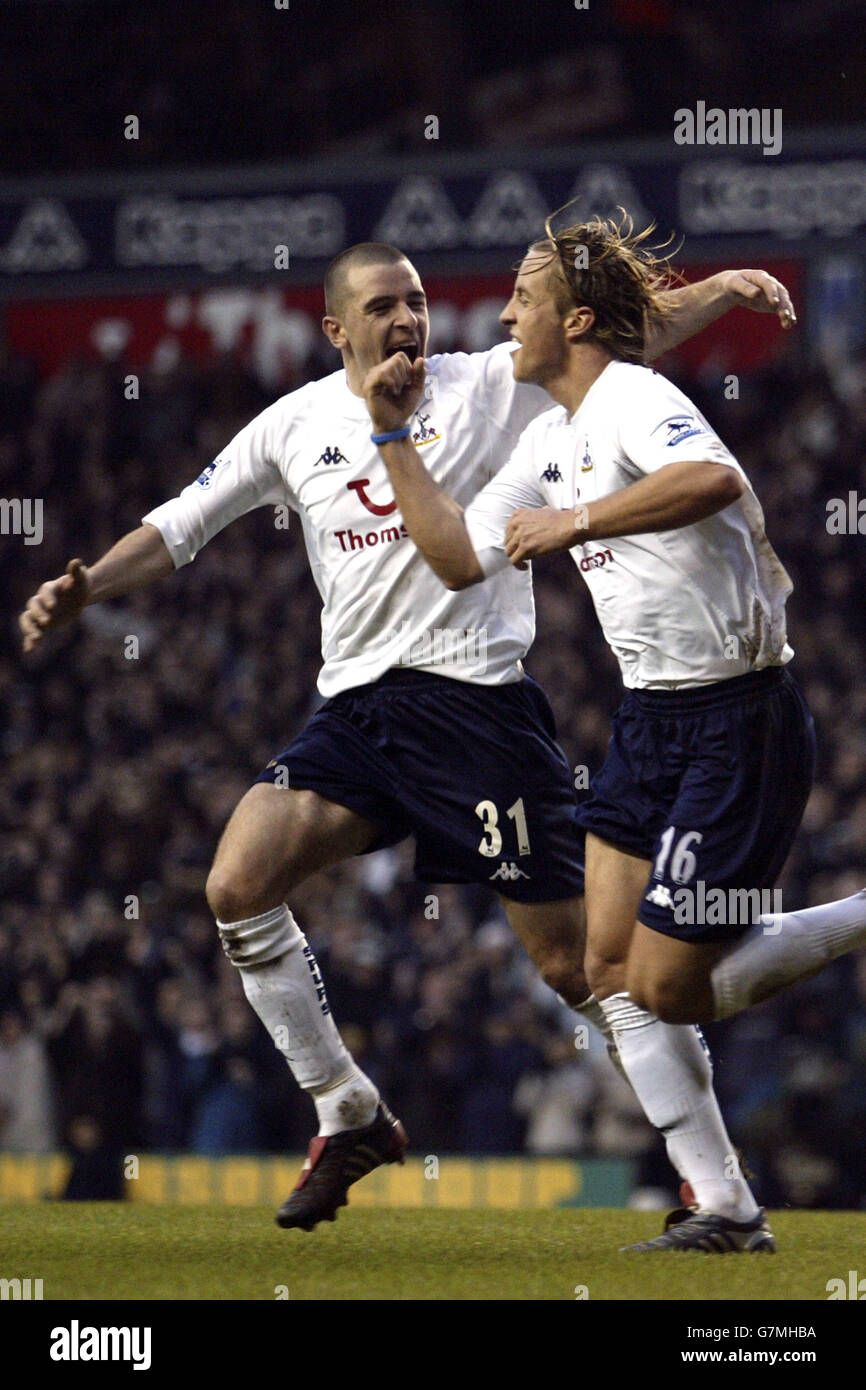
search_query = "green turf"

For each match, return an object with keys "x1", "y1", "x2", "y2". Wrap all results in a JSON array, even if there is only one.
[{"x1": 1, "y1": 1205, "x2": 861, "y2": 1300}]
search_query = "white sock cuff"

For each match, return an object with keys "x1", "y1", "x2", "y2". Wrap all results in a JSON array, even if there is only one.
[
  {"x1": 574, "y1": 994, "x2": 609, "y2": 1034},
  {"x1": 217, "y1": 904, "x2": 301, "y2": 968},
  {"x1": 598, "y1": 991, "x2": 658, "y2": 1033}
]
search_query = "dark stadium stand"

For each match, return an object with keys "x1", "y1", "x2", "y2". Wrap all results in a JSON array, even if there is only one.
[{"x1": 3, "y1": 335, "x2": 866, "y2": 1208}]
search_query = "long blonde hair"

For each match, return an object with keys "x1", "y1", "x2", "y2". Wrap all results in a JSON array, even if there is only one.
[{"x1": 527, "y1": 206, "x2": 683, "y2": 363}]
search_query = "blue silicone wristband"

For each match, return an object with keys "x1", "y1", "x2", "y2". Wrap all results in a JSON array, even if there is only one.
[{"x1": 371, "y1": 426, "x2": 412, "y2": 444}]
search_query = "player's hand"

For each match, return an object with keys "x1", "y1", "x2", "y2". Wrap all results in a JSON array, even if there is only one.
[
  {"x1": 363, "y1": 353, "x2": 427, "y2": 434},
  {"x1": 505, "y1": 508, "x2": 579, "y2": 566},
  {"x1": 719, "y1": 269, "x2": 796, "y2": 329},
  {"x1": 19, "y1": 558, "x2": 90, "y2": 652}
]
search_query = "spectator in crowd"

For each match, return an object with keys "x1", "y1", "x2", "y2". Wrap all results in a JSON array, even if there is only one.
[{"x1": 0, "y1": 1008, "x2": 55, "y2": 1153}]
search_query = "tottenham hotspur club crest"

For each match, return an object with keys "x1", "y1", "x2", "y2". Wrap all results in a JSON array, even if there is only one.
[{"x1": 412, "y1": 412, "x2": 442, "y2": 447}]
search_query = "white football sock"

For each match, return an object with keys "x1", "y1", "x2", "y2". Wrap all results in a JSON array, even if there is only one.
[
  {"x1": 600, "y1": 992, "x2": 759, "y2": 1221},
  {"x1": 574, "y1": 993, "x2": 627, "y2": 1081},
  {"x1": 217, "y1": 905, "x2": 379, "y2": 1136},
  {"x1": 711, "y1": 889, "x2": 866, "y2": 1020}
]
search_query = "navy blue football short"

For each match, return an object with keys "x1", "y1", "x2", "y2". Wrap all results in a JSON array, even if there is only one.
[
  {"x1": 576, "y1": 667, "x2": 815, "y2": 943},
  {"x1": 256, "y1": 669, "x2": 584, "y2": 902}
]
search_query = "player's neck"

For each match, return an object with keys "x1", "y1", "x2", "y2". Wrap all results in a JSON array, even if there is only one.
[
  {"x1": 546, "y1": 346, "x2": 612, "y2": 418},
  {"x1": 342, "y1": 354, "x2": 366, "y2": 397}
]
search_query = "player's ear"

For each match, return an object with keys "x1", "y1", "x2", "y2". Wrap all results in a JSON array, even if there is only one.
[
  {"x1": 563, "y1": 305, "x2": 595, "y2": 344},
  {"x1": 322, "y1": 315, "x2": 346, "y2": 349}
]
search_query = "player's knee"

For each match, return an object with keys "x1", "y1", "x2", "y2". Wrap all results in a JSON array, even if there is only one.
[
  {"x1": 205, "y1": 868, "x2": 241, "y2": 922},
  {"x1": 206, "y1": 865, "x2": 273, "y2": 923},
  {"x1": 539, "y1": 952, "x2": 589, "y2": 1006},
  {"x1": 584, "y1": 946, "x2": 624, "y2": 1001},
  {"x1": 626, "y1": 965, "x2": 689, "y2": 1023}
]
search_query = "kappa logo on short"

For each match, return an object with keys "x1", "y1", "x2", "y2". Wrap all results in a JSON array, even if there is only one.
[
  {"x1": 315, "y1": 445, "x2": 350, "y2": 467},
  {"x1": 412, "y1": 413, "x2": 442, "y2": 447},
  {"x1": 540, "y1": 463, "x2": 563, "y2": 483},
  {"x1": 653, "y1": 415, "x2": 708, "y2": 448},
  {"x1": 646, "y1": 883, "x2": 675, "y2": 909},
  {"x1": 489, "y1": 862, "x2": 531, "y2": 882}
]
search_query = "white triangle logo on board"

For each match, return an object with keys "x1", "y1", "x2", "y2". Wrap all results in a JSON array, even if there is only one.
[
  {"x1": 1, "y1": 198, "x2": 88, "y2": 272},
  {"x1": 374, "y1": 176, "x2": 463, "y2": 250},
  {"x1": 468, "y1": 172, "x2": 547, "y2": 246},
  {"x1": 566, "y1": 164, "x2": 652, "y2": 226}
]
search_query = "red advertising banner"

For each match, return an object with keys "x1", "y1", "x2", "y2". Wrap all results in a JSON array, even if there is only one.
[{"x1": 5, "y1": 262, "x2": 801, "y2": 383}]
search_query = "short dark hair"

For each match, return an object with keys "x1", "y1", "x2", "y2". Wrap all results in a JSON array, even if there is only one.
[{"x1": 324, "y1": 242, "x2": 409, "y2": 317}]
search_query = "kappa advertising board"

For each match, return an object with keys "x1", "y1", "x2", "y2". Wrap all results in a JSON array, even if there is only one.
[{"x1": 0, "y1": 135, "x2": 863, "y2": 293}]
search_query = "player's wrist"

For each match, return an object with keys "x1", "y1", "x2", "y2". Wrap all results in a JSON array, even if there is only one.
[
  {"x1": 371, "y1": 424, "x2": 412, "y2": 445},
  {"x1": 714, "y1": 271, "x2": 741, "y2": 309},
  {"x1": 572, "y1": 504, "x2": 591, "y2": 543}
]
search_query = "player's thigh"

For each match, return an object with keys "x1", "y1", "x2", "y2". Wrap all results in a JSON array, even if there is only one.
[
  {"x1": 207, "y1": 784, "x2": 379, "y2": 917},
  {"x1": 500, "y1": 894, "x2": 589, "y2": 1002},
  {"x1": 583, "y1": 833, "x2": 653, "y2": 995}
]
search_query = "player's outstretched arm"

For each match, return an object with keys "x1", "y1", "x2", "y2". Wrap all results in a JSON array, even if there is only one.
[
  {"x1": 362, "y1": 353, "x2": 485, "y2": 590},
  {"x1": 505, "y1": 459, "x2": 744, "y2": 565},
  {"x1": 645, "y1": 270, "x2": 796, "y2": 361},
  {"x1": 19, "y1": 522, "x2": 174, "y2": 652}
]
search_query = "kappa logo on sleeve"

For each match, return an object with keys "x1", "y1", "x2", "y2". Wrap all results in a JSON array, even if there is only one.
[{"x1": 653, "y1": 415, "x2": 709, "y2": 448}]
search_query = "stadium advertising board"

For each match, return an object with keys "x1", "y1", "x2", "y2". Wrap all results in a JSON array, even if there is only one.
[
  {"x1": 5, "y1": 261, "x2": 801, "y2": 379},
  {"x1": 0, "y1": 133, "x2": 862, "y2": 295}
]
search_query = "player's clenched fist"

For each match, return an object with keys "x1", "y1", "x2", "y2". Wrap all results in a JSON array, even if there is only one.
[
  {"x1": 19, "y1": 558, "x2": 90, "y2": 652},
  {"x1": 362, "y1": 353, "x2": 427, "y2": 435},
  {"x1": 505, "y1": 508, "x2": 580, "y2": 566}
]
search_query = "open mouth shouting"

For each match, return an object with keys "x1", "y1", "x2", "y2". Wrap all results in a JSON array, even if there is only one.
[{"x1": 384, "y1": 342, "x2": 420, "y2": 364}]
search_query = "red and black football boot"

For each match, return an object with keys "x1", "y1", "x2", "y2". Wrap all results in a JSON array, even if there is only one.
[{"x1": 275, "y1": 1102, "x2": 408, "y2": 1231}]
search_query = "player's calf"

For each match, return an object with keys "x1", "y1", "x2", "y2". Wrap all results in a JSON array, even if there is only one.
[{"x1": 206, "y1": 784, "x2": 391, "y2": 1174}]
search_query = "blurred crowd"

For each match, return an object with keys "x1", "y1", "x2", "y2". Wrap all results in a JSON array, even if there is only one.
[
  {"x1": 3, "y1": 0, "x2": 863, "y2": 175},
  {"x1": 2, "y1": 303, "x2": 866, "y2": 1209}
]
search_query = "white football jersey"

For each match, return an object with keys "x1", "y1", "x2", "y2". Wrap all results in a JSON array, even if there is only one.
[
  {"x1": 143, "y1": 343, "x2": 550, "y2": 696},
  {"x1": 464, "y1": 361, "x2": 794, "y2": 689}
]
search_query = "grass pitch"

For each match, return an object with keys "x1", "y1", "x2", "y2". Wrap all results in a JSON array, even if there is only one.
[{"x1": 2, "y1": 1205, "x2": 860, "y2": 1301}]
